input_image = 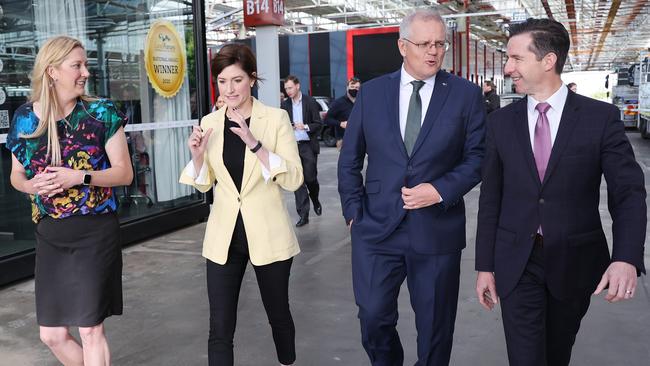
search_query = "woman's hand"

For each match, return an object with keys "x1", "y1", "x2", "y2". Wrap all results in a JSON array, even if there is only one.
[
  {"x1": 29, "y1": 170, "x2": 65, "y2": 197},
  {"x1": 227, "y1": 107, "x2": 258, "y2": 149},
  {"x1": 45, "y1": 166, "x2": 85, "y2": 194},
  {"x1": 188, "y1": 125, "x2": 213, "y2": 160}
]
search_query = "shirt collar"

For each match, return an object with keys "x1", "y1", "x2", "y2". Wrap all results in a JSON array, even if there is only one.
[
  {"x1": 400, "y1": 65, "x2": 436, "y2": 88},
  {"x1": 292, "y1": 94, "x2": 302, "y2": 105},
  {"x1": 527, "y1": 83, "x2": 568, "y2": 114}
]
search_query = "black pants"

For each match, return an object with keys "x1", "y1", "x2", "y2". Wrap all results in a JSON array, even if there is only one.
[
  {"x1": 295, "y1": 142, "x2": 319, "y2": 219},
  {"x1": 501, "y1": 236, "x2": 591, "y2": 366},
  {"x1": 206, "y1": 235, "x2": 295, "y2": 366}
]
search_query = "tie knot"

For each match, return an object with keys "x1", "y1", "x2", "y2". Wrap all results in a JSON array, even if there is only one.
[
  {"x1": 536, "y1": 102, "x2": 551, "y2": 114},
  {"x1": 411, "y1": 80, "x2": 425, "y2": 92}
]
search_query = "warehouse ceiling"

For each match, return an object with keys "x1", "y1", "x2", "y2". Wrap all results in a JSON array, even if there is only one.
[{"x1": 206, "y1": 0, "x2": 650, "y2": 71}]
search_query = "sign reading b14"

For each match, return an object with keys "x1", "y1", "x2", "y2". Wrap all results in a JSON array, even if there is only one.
[{"x1": 244, "y1": 0, "x2": 285, "y2": 27}]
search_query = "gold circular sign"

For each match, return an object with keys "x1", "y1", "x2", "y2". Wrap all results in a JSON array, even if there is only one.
[{"x1": 144, "y1": 20, "x2": 186, "y2": 98}]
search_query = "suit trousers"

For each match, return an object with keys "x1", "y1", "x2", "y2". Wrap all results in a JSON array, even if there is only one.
[
  {"x1": 352, "y1": 221, "x2": 461, "y2": 366},
  {"x1": 500, "y1": 236, "x2": 591, "y2": 366},
  {"x1": 206, "y1": 232, "x2": 296, "y2": 366},
  {"x1": 295, "y1": 141, "x2": 320, "y2": 219}
]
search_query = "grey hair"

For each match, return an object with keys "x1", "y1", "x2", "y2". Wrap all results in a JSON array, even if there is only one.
[{"x1": 399, "y1": 8, "x2": 448, "y2": 39}]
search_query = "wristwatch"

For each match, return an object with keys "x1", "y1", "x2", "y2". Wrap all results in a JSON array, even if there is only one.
[{"x1": 82, "y1": 171, "x2": 92, "y2": 186}]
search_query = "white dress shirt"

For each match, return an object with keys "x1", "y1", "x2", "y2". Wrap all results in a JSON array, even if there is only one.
[
  {"x1": 291, "y1": 95, "x2": 310, "y2": 142},
  {"x1": 527, "y1": 84, "x2": 568, "y2": 148},
  {"x1": 399, "y1": 65, "x2": 436, "y2": 140}
]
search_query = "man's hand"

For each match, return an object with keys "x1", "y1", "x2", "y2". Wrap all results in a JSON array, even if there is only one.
[
  {"x1": 594, "y1": 261, "x2": 638, "y2": 302},
  {"x1": 294, "y1": 122, "x2": 306, "y2": 131},
  {"x1": 401, "y1": 183, "x2": 441, "y2": 210},
  {"x1": 340, "y1": 121, "x2": 348, "y2": 129},
  {"x1": 476, "y1": 272, "x2": 499, "y2": 310}
]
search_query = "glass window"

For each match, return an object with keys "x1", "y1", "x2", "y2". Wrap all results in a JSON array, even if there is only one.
[{"x1": 0, "y1": 0, "x2": 204, "y2": 260}]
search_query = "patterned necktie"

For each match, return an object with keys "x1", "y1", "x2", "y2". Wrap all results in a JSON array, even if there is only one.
[
  {"x1": 404, "y1": 80, "x2": 425, "y2": 155},
  {"x1": 533, "y1": 102, "x2": 552, "y2": 181}
]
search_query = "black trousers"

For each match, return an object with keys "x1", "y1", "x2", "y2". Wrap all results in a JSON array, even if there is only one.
[
  {"x1": 295, "y1": 141, "x2": 319, "y2": 219},
  {"x1": 500, "y1": 236, "x2": 591, "y2": 366},
  {"x1": 206, "y1": 233, "x2": 295, "y2": 366}
]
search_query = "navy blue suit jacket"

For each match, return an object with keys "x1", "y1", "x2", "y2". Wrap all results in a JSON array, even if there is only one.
[
  {"x1": 338, "y1": 70, "x2": 486, "y2": 254},
  {"x1": 476, "y1": 90, "x2": 646, "y2": 300}
]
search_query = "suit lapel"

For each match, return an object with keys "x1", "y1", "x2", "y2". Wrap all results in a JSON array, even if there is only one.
[
  {"x1": 301, "y1": 94, "x2": 309, "y2": 123},
  {"x1": 240, "y1": 98, "x2": 268, "y2": 193},
  {"x1": 542, "y1": 92, "x2": 579, "y2": 185},
  {"x1": 410, "y1": 71, "x2": 451, "y2": 157},
  {"x1": 212, "y1": 109, "x2": 238, "y2": 192},
  {"x1": 385, "y1": 71, "x2": 408, "y2": 158},
  {"x1": 514, "y1": 97, "x2": 541, "y2": 187}
]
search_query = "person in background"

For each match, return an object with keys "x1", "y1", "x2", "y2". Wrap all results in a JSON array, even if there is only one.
[
  {"x1": 6, "y1": 35, "x2": 133, "y2": 366},
  {"x1": 475, "y1": 18, "x2": 646, "y2": 366},
  {"x1": 281, "y1": 75, "x2": 323, "y2": 227},
  {"x1": 568, "y1": 82, "x2": 577, "y2": 93},
  {"x1": 483, "y1": 80, "x2": 501, "y2": 114},
  {"x1": 338, "y1": 8, "x2": 485, "y2": 365},
  {"x1": 325, "y1": 77, "x2": 361, "y2": 150},
  {"x1": 180, "y1": 43, "x2": 303, "y2": 366},
  {"x1": 212, "y1": 95, "x2": 225, "y2": 112}
]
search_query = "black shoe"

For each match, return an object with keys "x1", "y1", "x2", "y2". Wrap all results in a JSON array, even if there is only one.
[
  {"x1": 313, "y1": 202, "x2": 322, "y2": 216},
  {"x1": 296, "y1": 217, "x2": 309, "y2": 227}
]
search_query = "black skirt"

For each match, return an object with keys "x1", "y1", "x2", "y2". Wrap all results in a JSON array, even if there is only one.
[{"x1": 34, "y1": 213, "x2": 123, "y2": 327}]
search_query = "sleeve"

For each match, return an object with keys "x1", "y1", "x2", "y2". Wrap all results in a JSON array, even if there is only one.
[
  {"x1": 475, "y1": 117, "x2": 503, "y2": 272},
  {"x1": 324, "y1": 99, "x2": 342, "y2": 128},
  {"x1": 600, "y1": 105, "x2": 647, "y2": 274},
  {"x1": 264, "y1": 110, "x2": 303, "y2": 191},
  {"x1": 260, "y1": 151, "x2": 282, "y2": 182},
  {"x1": 97, "y1": 99, "x2": 128, "y2": 142},
  {"x1": 430, "y1": 85, "x2": 486, "y2": 210},
  {"x1": 337, "y1": 88, "x2": 366, "y2": 224},
  {"x1": 4, "y1": 104, "x2": 33, "y2": 163},
  {"x1": 306, "y1": 97, "x2": 323, "y2": 135}
]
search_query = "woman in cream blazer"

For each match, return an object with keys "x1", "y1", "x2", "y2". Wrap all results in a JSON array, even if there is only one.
[{"x1": 179, "y1": 43, "x2": 302, "y2": 366}]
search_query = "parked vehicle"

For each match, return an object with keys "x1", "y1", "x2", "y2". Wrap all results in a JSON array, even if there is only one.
[
  {"x1": 610, "y1": 65, "x2": 639, "y2": 128},
  {"x1": 500, "y1": 93, "x2": 524, "y2": 108},
  {"x1": 313, "y1": 96, "x2": 337, "y2": 147},
  {"x1": 638, "y1": 55, "x2": 650, "y2": 138}
]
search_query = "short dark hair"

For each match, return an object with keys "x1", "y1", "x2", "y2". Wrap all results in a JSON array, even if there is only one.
[
  {"x1": 211, "y1": 43, "x2": 262, "y2": 86},
  {"x1": 567, "y1": 82, "x2": 577, "y2": 88},
  {"x1": 508, "y1": 18, "x2": 570, "y2": 74},
  {"x1": 484, "y1": 80, "x2": 495, "y2": 89},
  {"x1": 348, "y1": 76, "x2": 361, "y2": 85},
  {"x1": 284, "y1": 75, "x2": 300, "y2": 85}
]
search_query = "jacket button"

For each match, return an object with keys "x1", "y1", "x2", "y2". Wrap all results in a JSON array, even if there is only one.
[
  {"x1": 237, "y1": 197, "x2": 241, "y2": 202},
  {"x1": 272, "y1": 177, "x2": 277, "y2": 182},
  {"x1": 539, "y1": 198, "x2": 545, "y2": 204}
]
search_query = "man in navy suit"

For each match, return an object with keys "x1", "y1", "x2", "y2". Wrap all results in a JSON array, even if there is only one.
[
  {"x1": 338, "y1": 9, "x2": 486, "y2": 365},
  {"x1": 475, "y1": 18, "x2": 646, "y2": 366}
]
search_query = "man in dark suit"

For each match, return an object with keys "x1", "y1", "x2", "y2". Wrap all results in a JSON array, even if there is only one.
[
  {"x1": 483, "y1": 80, "x2": 500, "y2": 114},
  {"x1": 282, "y1": 75, "x2": 323, "y2": 227},
  {"x1": 475, "y1": 18, "x2": 646, "y2": 366},
  {"x1": 338, "y1": 9, "x2": 485, "y2": 365}
]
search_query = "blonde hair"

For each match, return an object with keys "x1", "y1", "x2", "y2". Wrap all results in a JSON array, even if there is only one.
[{"x1": 24, "y1": 36, "x2": 87, "y2": 166}]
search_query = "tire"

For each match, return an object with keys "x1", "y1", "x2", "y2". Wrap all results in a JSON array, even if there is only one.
[
  {"x1": 641, "y1": 118, "x2": 650, "y2": 139},
  {"x1": 321, "y1": 127, "x2": 337, "y2": 147}
]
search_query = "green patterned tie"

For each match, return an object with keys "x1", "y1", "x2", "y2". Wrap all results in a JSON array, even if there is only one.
[{"x1": 404, "y1": 80, "x2": 425, "y2": 155}]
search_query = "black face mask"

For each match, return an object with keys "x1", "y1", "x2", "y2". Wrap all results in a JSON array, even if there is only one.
[{"x1": 348, "y1": 89, "x2": 358, "y2": 98}]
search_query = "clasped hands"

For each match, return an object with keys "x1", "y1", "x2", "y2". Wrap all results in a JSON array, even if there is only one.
[{"x1": 29, "y1": 166, "x2": 85, "y2": 197}]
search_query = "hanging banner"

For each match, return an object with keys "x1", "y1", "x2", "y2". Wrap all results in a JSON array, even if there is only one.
[{"x1": 144, "y1": 20, "x2": 186, "y2": 98}]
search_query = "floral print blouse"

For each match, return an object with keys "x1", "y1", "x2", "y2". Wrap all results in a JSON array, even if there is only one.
[{"x1": 5, "y1": 98, "x2": 127, "y2": 223}]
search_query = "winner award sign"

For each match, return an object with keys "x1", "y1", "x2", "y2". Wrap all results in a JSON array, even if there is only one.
[{"x1": 144, "y1": 20, "x2": 186, "y2": 98}]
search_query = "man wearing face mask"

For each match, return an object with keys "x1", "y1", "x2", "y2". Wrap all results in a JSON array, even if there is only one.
[{"x1": 325, "y1": 77, "x2": 361, "y2": 150}]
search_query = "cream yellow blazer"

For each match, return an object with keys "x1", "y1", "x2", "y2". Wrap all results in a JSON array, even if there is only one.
[{"x1": 179, "y1": 98, "x2": 303, "y2": 265}]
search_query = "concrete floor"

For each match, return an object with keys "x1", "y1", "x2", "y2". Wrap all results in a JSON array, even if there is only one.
[{"x1": 1, "y1": 132, "x2": 649, "y2": 366}]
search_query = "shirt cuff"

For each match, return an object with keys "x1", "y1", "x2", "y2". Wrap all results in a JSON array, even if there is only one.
[
  {"x1": 261, "y1": 151, "x2": 282, "y2": 182},
  {"x1": 184, "y1": 160, "x2": 210, "y2": 185}
]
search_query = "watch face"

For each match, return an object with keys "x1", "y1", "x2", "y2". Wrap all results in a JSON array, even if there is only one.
[{"x1": 83, "y1": 173, "x2": 92, "y2": 185}]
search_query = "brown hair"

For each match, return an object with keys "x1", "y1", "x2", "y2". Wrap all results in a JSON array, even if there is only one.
[
  {"x1": 211, "y1": 43, "x2": 262, "y2": 87},
  {"x1": 284, "y1": 75, "x2": 300, "y2": 85}
]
